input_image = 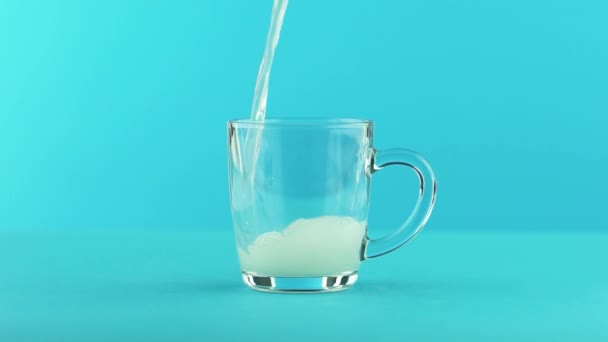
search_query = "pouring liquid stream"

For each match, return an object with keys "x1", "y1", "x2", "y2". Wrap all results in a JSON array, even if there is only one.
[
  {"x1": 241, "y1": 0, "x2": 289, "y2": 176},
  {"x1": 234, "y1": 1, "x2": 372, "y2": 278}
]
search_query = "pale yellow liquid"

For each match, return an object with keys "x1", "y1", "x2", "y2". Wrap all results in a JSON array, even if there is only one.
[
  {"x1": 238, "y1": 3, "x2": 368, "y2": 279},
  {"x1": 238, "y1": 216, "x2": 367, "y2": 277}
]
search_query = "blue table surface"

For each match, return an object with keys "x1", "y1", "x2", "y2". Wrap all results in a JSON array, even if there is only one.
[{"x1": 1, "y1": 229, "x2": 606, "y2": 341}]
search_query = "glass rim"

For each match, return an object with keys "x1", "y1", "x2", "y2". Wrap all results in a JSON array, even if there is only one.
[{"x1": 228, "y1": 117, "x2": 373, "y2": 128}]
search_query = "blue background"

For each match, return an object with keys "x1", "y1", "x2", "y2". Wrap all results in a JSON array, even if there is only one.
[
  {"x1": 1, "y1": 0, "x2": 606, "y2": 233},
  {"x1": 1, "y1": 1, "x2": 608, "y2": 341}
]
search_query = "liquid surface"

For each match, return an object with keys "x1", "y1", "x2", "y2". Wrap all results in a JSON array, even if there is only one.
[{"x1": 238, "y1": 216, "x2": 367, "y2": 277}]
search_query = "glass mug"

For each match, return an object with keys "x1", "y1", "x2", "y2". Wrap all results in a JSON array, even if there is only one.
[{"x1": 228, "y1": 118, "x2": 437, "y2": 293}]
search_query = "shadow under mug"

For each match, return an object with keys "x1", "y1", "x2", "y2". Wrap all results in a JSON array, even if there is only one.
[{"x1": 228, "y1": 118, "x2": 437, "y2": 293}]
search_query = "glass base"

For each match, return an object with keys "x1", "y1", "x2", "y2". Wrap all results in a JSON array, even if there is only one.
[{"x1": 242, "y1": 271, "x2": 359, "y2": 293}]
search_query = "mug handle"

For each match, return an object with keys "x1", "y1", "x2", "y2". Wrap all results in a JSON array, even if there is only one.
[{"x1": 364, "y1": 148, "x2": 438, "y2": 259}]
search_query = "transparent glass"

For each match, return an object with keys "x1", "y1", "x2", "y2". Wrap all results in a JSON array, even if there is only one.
[{"x1": 228, "y1": 118, "x2": 437, "y2": 293}]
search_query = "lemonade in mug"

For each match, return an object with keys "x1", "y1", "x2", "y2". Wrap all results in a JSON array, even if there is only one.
[{"x1": 228, "y1": 118, "x2": 437, "y2": 292}]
